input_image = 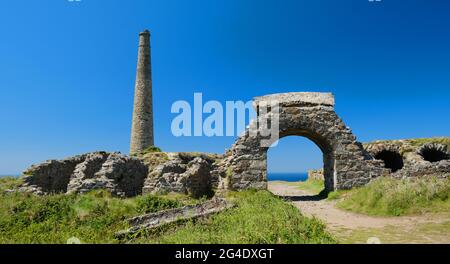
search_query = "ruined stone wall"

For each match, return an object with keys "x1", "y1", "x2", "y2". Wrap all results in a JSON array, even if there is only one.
[
  {"x1": 19, "y1": 89, "x2": 448, "y2": 198},
  {"x1": 19, "y1": 151, "x2": 221, "y2": 198},
  {"x1": 308, "y1": 169, "x2": 324, "y2": 181},
  {"x1": 20, "y1": 152, "x2": 148, "y2": 197},
  {"x1": 224, "y1": 92, "x2": 388, "y2": 192},
  {"x1": 22, "y1": 154, "x2": 86, "y2": 194},
  {"x1": 365, "y1": 139, "x2": 449, "y2": 179},
  {"x1": 142, "y1": 152, "x2": 219, "y2": 198}
]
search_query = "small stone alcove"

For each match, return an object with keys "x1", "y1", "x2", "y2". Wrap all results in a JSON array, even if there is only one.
[
  {"x1": 374, "y1": 150, "x2": 404, "y2": 172},
  {"x1": 418, "y1": 143, "x2": 449, "y2": 163}
]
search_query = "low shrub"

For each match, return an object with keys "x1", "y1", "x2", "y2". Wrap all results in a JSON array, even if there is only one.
[{"x1": 337, "y1": 176, "x2": 450, "y2": 216}]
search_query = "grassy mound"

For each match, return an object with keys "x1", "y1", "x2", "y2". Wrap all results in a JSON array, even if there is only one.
[
  {"x1": 336, "y1": 176, "x2": 450, "y2": 216},
  {"x1": 138, "y1": 190, "x2": 336, "y2": 244}
]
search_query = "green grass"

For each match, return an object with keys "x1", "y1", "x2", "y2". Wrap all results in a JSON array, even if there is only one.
[
  {"x1": 0, "y1": 177, "x2": 22, "y2": 192},
  {"x1": 295, "y1": 179, "x2": 325, "y2": 195},
  {"x1": 0, "y1": 178, "x2": 335, "y2": 244},
  {"x1": 326, "y1": 190, "x2": 349, "y2": 200},
  {"x1": 407, "y1": 137, "x2": 450, "y2": 148},
  {"x1": 365, "y1": 137, "x2": 450, "y2": 155},
  {"x1": 132, "y1": 146, "x2": 162, "y2": 157},
  {"x1": 0, "y1": 178, "x2": 190, "y2": 244},
  {"x1": 134, "y1": 190, "x2": 336, "y2": 244},
  {"x1": 336, "y1": 176, "x2": 450, "y2": 216}
]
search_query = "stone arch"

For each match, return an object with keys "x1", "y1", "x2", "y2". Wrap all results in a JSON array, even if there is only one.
[{"x1": 225, "y1": 92, "x2": 387, "y2": 192}]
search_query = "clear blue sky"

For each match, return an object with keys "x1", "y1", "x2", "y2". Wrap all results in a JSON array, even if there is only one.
[{"x1": 0, "y1": 0, "x2": 449, "y2": 175}]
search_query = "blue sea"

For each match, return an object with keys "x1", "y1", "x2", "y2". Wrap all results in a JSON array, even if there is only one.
[{"x1": 267, "y1": 172, "x2": 308, "y2": 182}]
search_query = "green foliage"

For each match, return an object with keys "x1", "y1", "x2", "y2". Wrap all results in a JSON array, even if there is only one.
[
  {"x1": 132, "y1": 146, "x2": 163, "y2": 157},
  {"x1": 0, "y1": 179, "x2": 335, "y2": 244},
  {"x1": 226, "y1": 167, "x2": 233, "y2": 178},
  {"x1": 0, "y1": 189, "x2": 184, "y2": 244},
  {"x1": 135, "y1": 195, "x2": 182, "y2": 214},
  {"x1": 135, "y1": 190, "x2": 336, "y2": 244},
  {"x1": 326, "y1": 190, "x2": 347, "y2": 200},
  {"x1": 295, "y1": 179, "x2": 325, "y2": 195},
  {"x1": 407, "y1": 137, "x2": 450, "y2": 149},
  {"x1": 365, "y1": 137, "x2": 450, "y2": 155},
  {"x1": 142, "y1": 146, "x2": 162, "y2": 154},
  {"x1": 0, "y1": 177, "x2": 22, "y2": 192},
  {"x1": 337, "y1": 177, "x2": 450, "y2": 216}
]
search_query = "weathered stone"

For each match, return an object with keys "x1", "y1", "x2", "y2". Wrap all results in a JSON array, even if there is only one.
[
  {"x1": 18, "y1": 88, "x2": 449, "y2": 198},
  {"x1": 364, "y1": 140, "x2": 449, "y2": 180},
  {"x1": 226, "y1": 92, "x2": 387, "y2": 192},
  {"x1": 130, "y1": 30, "x2": 154, "y2": 155},
  {"x1": 21, "y1": 153, "x2": 88, "y2": 194},
  {"x1": 142, "y1": 153, "x2": 218, "y2": 197},
  {"x1": 308, "y1": 169, "x2": 324, "y2": 181},
  {"x1": 254, "y1": 92, "x2": 335, "y2": 107},
  {"x1": 20, "y1": 152, "x2": 148, "y2": 197}
]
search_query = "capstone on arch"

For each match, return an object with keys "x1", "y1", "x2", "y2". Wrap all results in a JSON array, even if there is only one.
[{"x1": 226, "y1": 92, "x2": 387, "y2": 192}]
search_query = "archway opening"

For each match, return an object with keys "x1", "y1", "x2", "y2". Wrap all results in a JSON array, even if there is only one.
[
  {"x1": 374, "y1": 150, "x2": 404, "y2": 172},
  {"x1": 267, "y1": 136, "x2": 326, "y2": 196}
]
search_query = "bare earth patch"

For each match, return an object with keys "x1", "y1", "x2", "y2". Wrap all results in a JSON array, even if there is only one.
[{"x1": 268, "y1": 181, "x2": 450, "y2": 244}]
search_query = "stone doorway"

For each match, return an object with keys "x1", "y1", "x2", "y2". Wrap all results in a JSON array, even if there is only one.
[
  {"x1": 267, "y1": 135, "x2": 325, "y2": 192},
  {"x1": 225, "y1": 92, "x2": 386, "y2": 192}
]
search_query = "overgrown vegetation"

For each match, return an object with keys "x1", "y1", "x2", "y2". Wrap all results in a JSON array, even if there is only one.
[
  {"x1": 141, "y1": 146, "x2": 162, "y2": 155},
  {"x1": 336, "y1": 176, "x2": 450, "y2": 216},
  {"x1": 131, "y1": 145, "x2": 163, "y2": 157},
  {"x1": 295, "y1": 179, "x2": 325, "y2": 195},
  {"x1": 135, "y1": 190, "x2": 336, "y2": 244},
  {"x1": 0, "y1": 178, "x2": 188, "y2": 244},
  {"x1": 365, "y1": 137, "x2": 450, "y2": 155},
  {"x1": 0, "y1": 178, "x2": 335, "y2": 244},
  {"x1": 407, "y1": 137, "x2": 450, "y2": 148},
  {"x1": 287, "y1": 174, "x2": 450, "y2": 217},
  {"x1": 0, "y1": 177, "x2": 22, "y2": 192}
]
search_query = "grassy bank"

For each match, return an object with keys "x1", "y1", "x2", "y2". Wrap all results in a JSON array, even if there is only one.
[
  {"x1": 0, "y1": 177, "x2": 335, "y2": 244},
  {"x1": 336, "y1": 176, "x2": 450, "y2": 216},
  {"x1": 290, "y1": 175, "x2": 450, "y2": 217},
  {"x1": 136, "y1": 190, "x2": 335, "y2": 244},
  {"x1": 294, "y1": 179, "x2": 325, "y2": 195},
  {"x1": 0, "y1": 177, "x2": 191, "y2": 243}
]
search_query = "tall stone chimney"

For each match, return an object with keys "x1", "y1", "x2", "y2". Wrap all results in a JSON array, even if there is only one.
[{"x1": 130, "y1": 30, "x2": 154, "y2": 155}]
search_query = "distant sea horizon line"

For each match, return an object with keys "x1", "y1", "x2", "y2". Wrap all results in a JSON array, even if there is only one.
[{"x1": 268, "y1": 172, "x2": 308, "y2": 182}]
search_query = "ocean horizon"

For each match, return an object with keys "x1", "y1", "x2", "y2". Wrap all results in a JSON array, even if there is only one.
[{"x1": 267, "y1": 172, "x2": 308, "y2": 182}]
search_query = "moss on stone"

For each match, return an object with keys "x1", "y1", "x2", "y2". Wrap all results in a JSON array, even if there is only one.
[
  {"x1": 364, "y1": 137, "x2": 450, "y2": 155},
  {"x1": 139, "y1": 152, "x2": 170, "y2": 171}
]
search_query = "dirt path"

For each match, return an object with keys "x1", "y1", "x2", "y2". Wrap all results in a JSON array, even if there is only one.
[{"x1": 268, "y1": 181, "x2": 450, "y2": 244}]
